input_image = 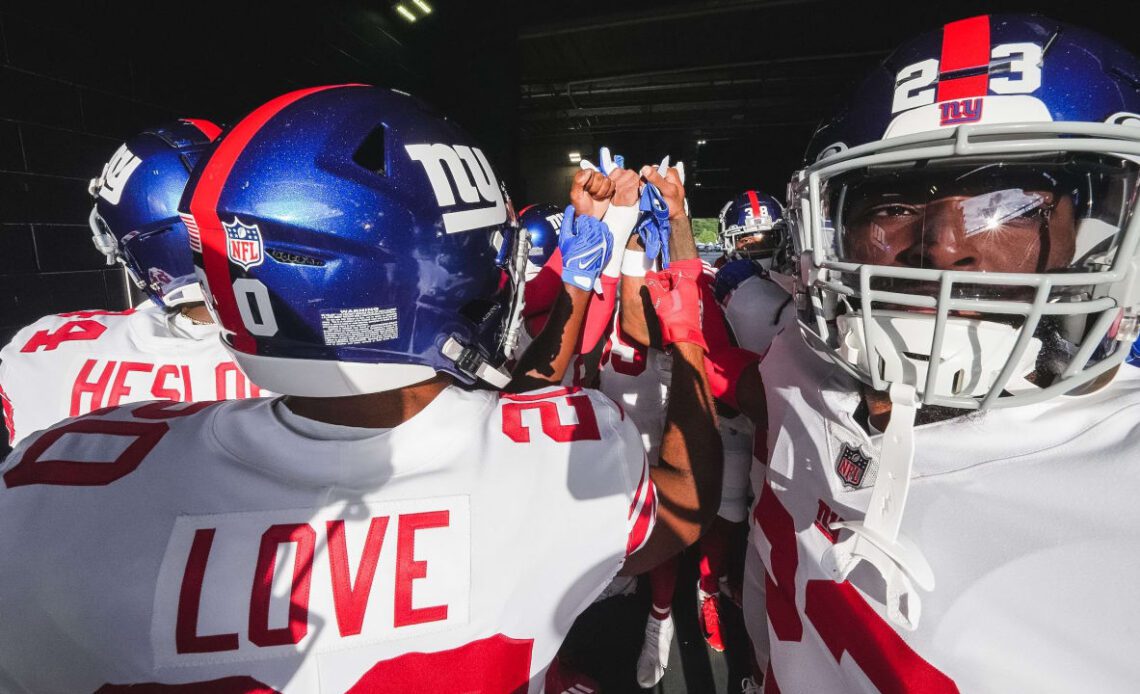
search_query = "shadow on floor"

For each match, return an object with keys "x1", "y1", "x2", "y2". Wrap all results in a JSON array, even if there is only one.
[{"x1": 561, "y1": 543, "x2": 756, "y2": 694}]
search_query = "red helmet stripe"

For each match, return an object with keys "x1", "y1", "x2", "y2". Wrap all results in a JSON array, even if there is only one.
[
  {"x1": 936, "y1": 15, "x2": 991, "y2": 102},
  {"x1": 189, "y1": 84, "x2": 365, "y2": 353},
  {"x1": 745, "y1": 190, "x2": 762, "y2": 218},
  {"x1": 180, "y1": 118, "x2": 223, "y2": 142}
]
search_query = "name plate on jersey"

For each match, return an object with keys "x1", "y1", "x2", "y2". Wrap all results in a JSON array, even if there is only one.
[{"x1": 152, "y1": 495, "x2": 470, "y2": 667}]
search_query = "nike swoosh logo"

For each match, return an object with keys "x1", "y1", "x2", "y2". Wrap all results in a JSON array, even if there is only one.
[{"x1": 568, "y1": 247, "x2": 604, "y2": 270}]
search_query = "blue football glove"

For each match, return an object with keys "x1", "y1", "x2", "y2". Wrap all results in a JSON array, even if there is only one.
[
  {"x1": 713, "y1": 258, "x2": 759, "y2": 304},
  {"x1": 637, "y1": 183, "x2": 672, "y2": 268},
  {"x1": 559, "y1": 205, "x2": 613, "y2": 292}
]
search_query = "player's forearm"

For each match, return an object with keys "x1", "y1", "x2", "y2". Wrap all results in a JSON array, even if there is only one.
[
  {"x1": 734, "y1": 364, "x2": 768, "y2": 428},
  {"x1": 668, "y1": 215, "x2": 698, "y2": 262},
  {"x1": 506, "y1": 286, "x2": 590, "y2": 393},
  {"x1": 623, "y1": 342, "x2": 721, "y2": 575},
  {"x1": 620, "y1": 273, "x2": 652, "y2": 348}
]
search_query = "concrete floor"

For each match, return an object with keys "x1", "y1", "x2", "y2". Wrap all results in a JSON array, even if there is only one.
[{"x1": 560, "y1": 545, "x2": 756, "y2": 694}]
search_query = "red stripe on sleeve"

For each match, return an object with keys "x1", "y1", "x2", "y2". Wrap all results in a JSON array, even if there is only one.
[
  {"x1": 180, "y1": 119, "x2": 223, "y2": 142},
  {"x1": 0, "y1": 382, "x2": 15, "y2": 445},
  {"x1": 188, "y1": 85, "x2": 363, "y2": 353},
  {"x1": 626, "y1": 459, "x2": 657, "y2": 557},
  {"x1": 936, "y1": 15, "x2": 990, "y2": 101}
]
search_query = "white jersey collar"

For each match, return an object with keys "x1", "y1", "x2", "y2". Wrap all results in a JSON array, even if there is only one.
[{"x1": 209, "y1": 385, "x2": 494, "y2": 490}]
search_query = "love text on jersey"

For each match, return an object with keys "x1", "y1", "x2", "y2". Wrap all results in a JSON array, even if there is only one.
[{"x1": 152, "y1": 496, "x2": 471, "y2": 666}]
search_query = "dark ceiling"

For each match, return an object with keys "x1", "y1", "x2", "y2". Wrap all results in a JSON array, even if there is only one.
[
  {"x1": 513, "y1": 0, "x2": 1140, "y2": 215},
  {"x1": 3, "y1": 0, "x2": 1137, "y2": 218}
]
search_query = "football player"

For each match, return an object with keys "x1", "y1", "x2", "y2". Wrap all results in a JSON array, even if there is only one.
[
  {"x1": 715, "y1": 190, "x2": 787, "y2": 270},
  {"x1": 0, "y1": 120, "x2": 267, "y2": 448},
  {"x1": 604, "y1": 164, "x2": 762, "y2": 686},
  {"x1": 744, "y1": 15, "x2": 1140, "y2": 692},
  {"x1": 0, "y1": 85, "x2": 722, "y2": 692},
  {"x1": 517, "y1": 202, "x2": 563, "y2": 281}
]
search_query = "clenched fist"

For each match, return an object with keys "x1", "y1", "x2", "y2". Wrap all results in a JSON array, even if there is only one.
[{"x1": 570, "y1": 169, "x2": 615, "y2": 220}]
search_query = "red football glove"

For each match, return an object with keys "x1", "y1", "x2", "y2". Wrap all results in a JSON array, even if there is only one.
[{"x1": 645, "y1": 267, "x2": 708, "y2": 351}]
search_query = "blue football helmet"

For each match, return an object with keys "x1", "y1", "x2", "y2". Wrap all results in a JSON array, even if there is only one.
[
  {"x1": 787, "y1": 14, "x2": 1140, "y2": 410},
  {"x1": 717, "y1": 190, "x2": 787, "y2": 266},
  {"x1": 178, "y1": 85, "x2": 528, "y2": 396},
  {"x1": 88, "y1": 119, "x2": 222, "y2": 307},
  {"x1": 517, "y1": 202, "x2": 562, "y2": 280}
]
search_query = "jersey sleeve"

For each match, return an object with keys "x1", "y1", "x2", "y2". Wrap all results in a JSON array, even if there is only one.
[
  {"x1": 596, "y1": 391, "x2": 657, "y2": 558},
  {"x1": 577, "y1": 275, "x2": 618, "y2": 355},
  {"x1": 697, "y1": 271, "x2": 761, "y2": 409},
  {"x1": 0, "y1": 354, "x2": 13, "y2": 447}
]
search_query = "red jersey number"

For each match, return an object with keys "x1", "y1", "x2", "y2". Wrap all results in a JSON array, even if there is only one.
[
  {"x1": 501, "y1": 393, "x2": 602, "y2": 443},
  {"x1": 3, "y1": 402, "x2": 211, "y2": 488},
  {"x1": 20, "y1": 319, "x2": 107, "y2": 353},
  {"x1": 756, "y1": 482, "x2": 959, "y2": 693}
]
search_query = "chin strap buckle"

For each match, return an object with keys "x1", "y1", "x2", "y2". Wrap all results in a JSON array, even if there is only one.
[
  {"x1": 442, "y1": 337, "x2": 511, "y2": 389},
  {"x1": 821, "y1": 382, "x2": 934, "y2": 631}
]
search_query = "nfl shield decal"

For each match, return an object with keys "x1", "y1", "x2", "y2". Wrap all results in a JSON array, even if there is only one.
[
  {"x1": 836, "y1": 443, "x2": 872, "y2": 488},
  {"x1": 224, "y1": 218, "x2": 264, "y2": 270}
]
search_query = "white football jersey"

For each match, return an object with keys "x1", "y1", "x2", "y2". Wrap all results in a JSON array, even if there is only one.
[
  {"x1": 598, "y1": 315, "x2": 671, "y2": 462},
  {"x1": 0, "y1": 303, "x2": 268, "y2": 446},
  {"x1": 721, "y1": 272, "x2": 793, "y2": 672},
  {"x1": 722, "y1": 273, "x2": 793, "y2": 356},
  {"x1": 0, "y1": 385, "x2": 654, "y2": 693},
  {"x1": 750, "y1": 327, "x2": 1140, "y2": 693}
]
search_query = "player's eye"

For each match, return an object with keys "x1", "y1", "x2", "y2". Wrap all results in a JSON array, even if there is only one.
[
  {"x1": 855, "y1": 202, "x2": 922, "y2": 224},
  {"x1": 870, "y1": 203, "x2": 920, "y2": 217}
]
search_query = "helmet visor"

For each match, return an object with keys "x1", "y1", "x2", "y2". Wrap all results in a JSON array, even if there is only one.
[{"x1": 822, "y1": 153, "x2": 1140, "y2": 283}]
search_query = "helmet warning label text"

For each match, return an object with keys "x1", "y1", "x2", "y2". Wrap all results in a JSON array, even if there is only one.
[{"x1": 321, "y1": 307, "x2": 399, "y2": 346}]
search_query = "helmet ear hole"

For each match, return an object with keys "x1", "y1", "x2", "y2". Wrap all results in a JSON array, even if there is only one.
[{"x1": 353, "y1": 125, "x2": 387, "y2": 176}]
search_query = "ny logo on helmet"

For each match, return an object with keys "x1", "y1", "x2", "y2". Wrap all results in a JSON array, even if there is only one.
[
  {"x1": 94, "y1": 144, "x2": 143, "y2": 206},
  {"x1": 224, "y1": 218, "x2": 264, "y2": 271},
  {"x1": 405, "y1": 143, "x2": 507, "y2": 234}
]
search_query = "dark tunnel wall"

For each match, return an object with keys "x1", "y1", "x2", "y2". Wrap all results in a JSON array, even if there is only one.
[
  {"x1": 0, "y1": 0, "x2": 519, "y2": 452},
  {"x1": 0, "y1": 1, "x2": 519, "y2": 343}
]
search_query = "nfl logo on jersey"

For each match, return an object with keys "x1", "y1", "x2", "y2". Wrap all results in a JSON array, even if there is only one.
[
  {"x1": 224, "y1": 218, "x2": 264, "y2": 270},
  {"x1": 836, "y1": 443, "x2": 871, "y2": 488}
]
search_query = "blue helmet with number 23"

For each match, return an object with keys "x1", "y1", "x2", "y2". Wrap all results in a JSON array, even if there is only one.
[
  {"x1": 88, "y1": 119, "x2": 222, "y2": 307},
  {"x1": 787, "y1": 14, "x2": 1140, "y2": 411},
  {"x1": 179, "y1": 85, "x2": 528, "y2": 396},
  {"x1": 517, "y1": 202, "x2": 562, "y2": 280}
]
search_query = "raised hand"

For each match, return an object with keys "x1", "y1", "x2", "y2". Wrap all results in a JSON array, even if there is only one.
[
  {"x1": 639, "y1": 158, "x2": 687, "y2": 221},
  {"x1": 570, "y1": 168, "x2": 615, "y2": 221},
  {"x1": 645, "y1": 266, "x2": 707, "y2": 351},
  {"x1": 559, "y1": 205, "x2": 613, "y2": 292}
]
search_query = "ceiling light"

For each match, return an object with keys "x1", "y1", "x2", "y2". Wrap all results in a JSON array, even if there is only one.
[
  {"x1": 412, "y1": 0, "x2": 432, "y2": 14},
  {"x1": 395, "y1": 4, "x2": 416, "y2": 21},
  {"x1": 569, "y1": 152, "x2": 581, "y2": 163}
]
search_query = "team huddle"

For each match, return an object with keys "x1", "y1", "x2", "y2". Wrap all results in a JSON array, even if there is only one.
[{"x1": 2, "y1": 12, "x2": 1140, "y2": 694}]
